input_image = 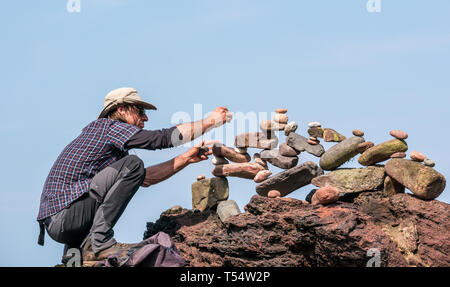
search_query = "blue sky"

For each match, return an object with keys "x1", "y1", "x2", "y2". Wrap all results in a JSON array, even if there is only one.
[{"x1": 0, "y1": 0, "x2": 449, "y2": 266}]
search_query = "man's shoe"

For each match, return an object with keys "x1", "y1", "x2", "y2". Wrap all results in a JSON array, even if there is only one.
[{"x1": 82, "y1": 239, "x2": 138, "y2": 262}]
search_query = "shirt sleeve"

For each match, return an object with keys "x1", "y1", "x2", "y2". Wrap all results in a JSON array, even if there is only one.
[
  {"x1": 107, "y1": 121, "x2": 141, "y2": 151},
  {"x1": 125, "y1": 126, "x2": 180, "y2": 150}
]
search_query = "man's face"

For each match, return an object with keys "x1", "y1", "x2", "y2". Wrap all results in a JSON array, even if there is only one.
[{"x1": 118, "y1": 105, "x2": 148, "y2": 129}]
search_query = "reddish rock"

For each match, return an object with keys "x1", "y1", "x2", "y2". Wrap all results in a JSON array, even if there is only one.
[
  {"x1": 213, "y1": 143, "x2": 251, "y2": 163},
  {"x1": 410, "y1": 151, "x2": 426, "y2": 162},
  {"x1": 267, "y1": 190, "x2": 281, "y2": 198},
  {"x1": 144, "y1": 192, "x2": 450, "y2": 266},
  {"x1": 275, "y1": 108, "x2": 287, "y2": 114},
  {"x1": 357, "y1": 141, "x2": 374, "y2": 153},
  {"x1": 307, "y1": 138, "x2": 320, "y2": 145},
  {"x1": 311, "y1": 186, "x2": 340, "y2": 205},
  {"x1": 253, "y1": 153, "x2": 268, "y2": 169},
  {"x1": 254, "y1": 170, "x2": 272, "y2": 183},
  {"x1": 352, "y1": 129, "x2": 364, "y2": 137},
  {"x1": 323, "y1": 128, "x2": 346, "y2": 142},
  {"x1": 197, "y1": 175, "x2": 205, "y2": 181},
  {"x1": 212, "y1": 163, "x2": 265, "y2": 179},
  {"x1": 390, "y1": 130, "x2": 408, "y2": 140},
  {"x1": 391, "y1": 152, "x2": 406, "y2": 158}
]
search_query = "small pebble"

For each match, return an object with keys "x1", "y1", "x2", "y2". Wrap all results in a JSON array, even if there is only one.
[
  {"x1": 196, "y1": 175, "x2": 205, "y2": 181},
  {"x1": 424, "y1": 158, "x2": 435, "y2": 167},
  {"x1": 307, "y1": 139, "x2": 320, "y2": 145},
  {"x1": 410, "y1": 150, "x2": 426, "y2": 162},
  {"x1": 390, "y1": 152, "x2": 406, "y2": 158},
  {"x1": 254, "y1": 170, "x2": 272, "y2": 183},
  {"x1": 352, "y1": 129, "x2": 364, "y2": 137},
  {"x1": 284, "y1": 121, "x2": 298, "y2": 136},
  {"x1": 268, "y1": 190, "x2": 281, "y2": 198},
  {"x1": 275, "y1": 108, "x2": 287, "y2": 114},
  {"x1": 309, "y1": 136, "x2": 318, "y2": 141},
  {"x1": 390, "y1": 130, "x2": 408, "y2": 140},
  {"x1": 308, "y1": 121, "x2": 322, "y2": 128}
]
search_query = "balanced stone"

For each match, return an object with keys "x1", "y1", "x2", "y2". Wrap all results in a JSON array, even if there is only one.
[
  {"x1": 391, "y1": 152, "x2": 406, "y2": 158},
  {"x1": 311, "y1": 186, "x2": 340, "y2": 205},
  {"x1": 162, "y1": 205, "x2": 183, "y2": 215},
  {"x1": 217, "y1": 200, "x2": 241, "y2": 223},
  {"x1": 286, "y1": 133, "x2": 325, "y2": 157},
  {"x1": 260, "y1": 120, "x2": 286, "y2": 132},
  {"x1": 410, "y1": 150, "x2": 426, "y2": 162},
  {"x1": 268, "y1": 190, "x2": 281, "y2": 198},
  {"x1": 389, "y1": 130, "x2": 408, "y2": 140},
  {"x1": 275, "y1": 108, "x2": 287, "y2": 114},
  {"x1": 213, "y1": 143, "x2": 251, "y2": 163},
  {"x1": 323, "y1": 128, "x2": 346, "y2": 142},
  {"x1": 197, "y1": 175, "x2": 205, "y2": 181},
  {"x1": 424, "y1": 158, "x2": 435, "y2": 167},
  {"x1": 307, "y1": 126, "x2": 324, "y2": 138},
  {"x1": 279, "y1": 142, "x2": 299, "y2": 157},
  {"x1": 352, "y1": 129, "x2": 364, "y2": 137},
  {"x1": 383, "y1": 176, "x2": 405, "y2": 197},
  {"x1": 260, "y1": 149, "x2": 298, "y2": 169},
  {"x1": 255, "y1": 161, "x2": 323, "y2": 197},
  {"x1": 253, "y1": 153, "x2": 268, "y2": 169},
  {"x1": 357, "y1": 141, "x2": 374, "y2": 153},
  {"x1": 235, "y1": 132, "x2": 278, "y2": 149},
  {"x1": 319, "y1": 136, "x2": 365, "y2": 170},
  {"x1": 212, "y1": 156, "x2": 229, "y2": 165},
  {"x1": 307, "y1": 138, "x2": 320, "y2": 145},
  {"x1": 234, "y1": 147, "x2": 248, "y2": 154},
  {"x1": 385, "y1": 158, "x2": 446, "y2": 200},
  {"x1": 212, "y1": 162, "x2": 266, "y2": 179},
  {"x1": 358, "y1": 139, "x2": 408, "y2": 166},
  {"x1": 273, "y1": 113, "x2": 288, "y2": 124},
  {"x1": 311, "y1": 166, "x2": 386, "y2": 194},
  {"x1": 284, "y1": 121, "x2": 298, "y2": 136},
  {"x1": 308, "y1": 122, "x2": 322, "y2": 128},
  {"x1": 192, "y1": 177, "x2": 229, "y2": 212},
  {"x1": 254, "y1": 170, "x2": 272, "y2": 183}
]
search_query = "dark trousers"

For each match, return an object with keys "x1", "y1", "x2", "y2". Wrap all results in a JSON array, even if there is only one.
[{"x1": 45, "y1": 155, "x2": 145, "y2": 254}]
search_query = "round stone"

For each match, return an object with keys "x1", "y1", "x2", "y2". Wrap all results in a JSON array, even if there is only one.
[
  {"x1": 275, "y1": 108, "x2": 287, "y2": 114},
  {"x1": 390, "y1": 130, "x2": 408, "y2": 140},
  {"x1": 311, "y1": 186, "x2": 340, "y2": 205},
  {"x1": 273, "y1": 113, "x2": 288, "y2": 124},
  {"x1": 390, "y1": 152, "x2": 406, "y2": 158},
  {"x1": 284, "y1": 121, "x2": 298, "y2": 136},
  {"x1": 267, "y1": 190, "x2": 281, "y2": 198},
  {"x1": 410, "y1": 151, "x2": 426, "y2": 162},
  {"x1": 196, "y1": 175, "x2": 205, "y2": 181},
  {"x1": 352, "y1": 129, "x2": 364, "y2": 137},
  {"x1": 308, "y1": 121, "x2": 322, "y2": 128},
  {"x1": 424, "y1": 158, "x2": 435, "y2": 167}
]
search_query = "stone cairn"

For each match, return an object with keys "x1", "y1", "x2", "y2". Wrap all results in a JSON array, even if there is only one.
[{"x1": 188, "y1": 109, "x2": 446, "y2": 222}]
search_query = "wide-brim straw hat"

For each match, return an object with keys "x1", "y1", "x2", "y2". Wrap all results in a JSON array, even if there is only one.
[{"x1": 98, "y1": 87, "x2": 157, "y2": 118}]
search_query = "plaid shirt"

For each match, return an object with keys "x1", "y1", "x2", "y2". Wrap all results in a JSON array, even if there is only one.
[{"x1": 37, "y1": 118, "x2": 140, "y2": 220}]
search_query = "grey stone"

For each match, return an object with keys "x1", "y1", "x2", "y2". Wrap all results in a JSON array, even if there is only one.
[
  {"x1": 424, "y1": 158, "x2": 435, "y2": 167},
  {"x1": 192, "y1": 177, "x2": 229, "y2": 212},
  {"x1": 217, "y1": 200, "x2": 241, "y2": 223},
  {"x1": 260, "y1": 149, "x2": 298, "y2": 169},
  {"x1": 286, "y1": 132, "x2": 325, "y2": 157},
  {"x1": 279, "y1": 142, "x2": 299, "y2": 157},
  {"x1": 319, "y1": 136, "x2": 365, "y2": 170}
]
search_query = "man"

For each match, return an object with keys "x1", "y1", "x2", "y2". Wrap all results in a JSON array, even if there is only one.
[{"x1": 37, "y1": 87, "x2": 232, "y2": 262}]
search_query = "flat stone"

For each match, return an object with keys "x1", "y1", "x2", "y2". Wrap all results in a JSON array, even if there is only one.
[
  {"x1": 253, "y1": 153, "x2": 268, "y2": 169},
  {"x1": 213, "y1": 143, "x2": 251, "y2": 163},
  {"x1": 267, "y1": 190, "x2": 281, "y2": 198},
  {"x1": 390, "y1": 130, "x2": 408, "y2": 140},
  {"x1": 424, "y1": 158, "x2": 435, "y2": 167},
  {"x1": 279, "y1": 142, "x2": 299, "y2": 157},
  {"x1": 260, "y1": 120, "x2": 286, "y2": 132},
  {"x1": 383, "y1": 176, "x2": 405, "y2": 197},
  {"x1": 212, "y1": 156, "x2": 229, "y2": 165},
  {"x1": 234, "y1": 132, "x2": 278, "y2": 150},
  {"x1": 410, "y1": 151, "x2": 426, "y2": 162},
  {"x1": 217, "y1": 200, "x2": 241, "y2": 223},
  {"x1": 357, "y1": 141, "x2": 374, "y2": 153},
  {"x1": 391, "y1": 152, "x2": 406, "y2": 158},
  {"x1": 311, "y1": 166, "x2": 386, "y2": 194},
  {"x1": 307, "y1": 127, "x2": 324, "y2": 138},
  {"x1": 192, "y1": 177, "x2": 229, "y2": 212},
  {"x1": 358, "y1": 139, "x2": 408, "y2": 166},
  {"x1": 273, "y1": 113, "x2": 288, "y2": 124},
  {"x1": 284, "y1": 121, "x2": 298, "y2": 136},
  {"x1": 275, "y1": 108, "x2": 287, "y2": 114},
  {"x1": 260, "y1": 149, "x2": 299, "y2": 169},
  {"x1": 311, "y1": 186, "x2": 340, "y2": 205},
  {"x1": 323, "y1": 128, "x2": 346, "y2": 142},
  {"x1": 307, "y1": 138, "x2": 320, "y2": 145},
  {"x1": 308, "y1": 121, "x2": 322, "y2": 128},
  {"x1": 197, "y1": 175, "x2": 205, "y2": 181},
  {"x1": 352, "y1": 129, "x2": 364, "y2": 137},
  {"x1": 319, "y1": 136, "x2": 365, "y2": 171},
  {"x1": 212, "y1": 162, "x2": 266, "y2": 179},
  {"x1": 254, "y1": 170, "x2": 272, "y2": 183},
  {"x1": 286, "y1": 132, "x2": 325, "y2": 157},
  {"x1": 256, "y1": 161, "x2": 323, "y2": 197},
  {"x1": 385, "y1": 159, "x2": 446, "y2": 200}
]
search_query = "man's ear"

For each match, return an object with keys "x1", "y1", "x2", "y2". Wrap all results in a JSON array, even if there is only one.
[{"x1": 117, "y1": 106, "x2": 127, "y2": 116}]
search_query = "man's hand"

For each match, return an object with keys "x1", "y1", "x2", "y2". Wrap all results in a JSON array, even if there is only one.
[
  {"x1": 206, "y1": 107, "x2": 233, "y2": 128},
  {"x1": 182, "y1": 140, "x2": 217, "y2": 164}
]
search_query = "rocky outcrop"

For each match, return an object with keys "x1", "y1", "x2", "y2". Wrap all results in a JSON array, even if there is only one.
[{"x1": 143, "y1": 191, "x2": 450, "y2": 267}]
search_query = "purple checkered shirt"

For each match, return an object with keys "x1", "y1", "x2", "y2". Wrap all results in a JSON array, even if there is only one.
[{"x1": 37, "y1": 118, "x2": 140, "y2": 220}]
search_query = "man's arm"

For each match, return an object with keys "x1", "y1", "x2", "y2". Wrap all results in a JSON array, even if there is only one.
[{"x1": 141, "y1": 140, "x2": 215, "y2": 187}]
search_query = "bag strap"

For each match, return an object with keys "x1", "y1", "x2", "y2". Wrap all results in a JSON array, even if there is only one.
[{"x1": 38, "y1": 220, "x2": 45, "y2": 246}]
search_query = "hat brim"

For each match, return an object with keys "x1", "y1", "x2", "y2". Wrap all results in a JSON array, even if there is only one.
[{"x1": 98, "y1": 100, "x2": 157, "y2": 119}]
